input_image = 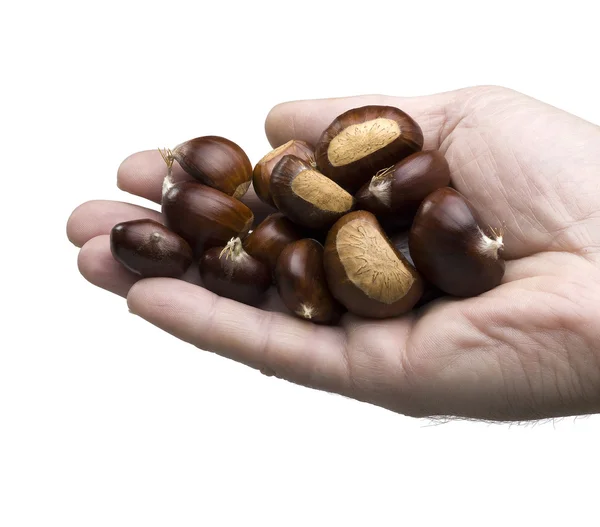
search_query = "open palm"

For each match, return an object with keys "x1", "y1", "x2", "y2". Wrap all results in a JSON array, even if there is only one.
[{"x1": 67, "y1": 86, "x2": 600, "y2": 420}]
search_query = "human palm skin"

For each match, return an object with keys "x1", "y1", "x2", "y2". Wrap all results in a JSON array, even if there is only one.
[{"x1": 67, "y1": 86, "x2": 600, "y2": 420}]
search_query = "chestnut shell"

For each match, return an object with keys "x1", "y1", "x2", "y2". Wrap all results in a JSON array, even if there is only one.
[
  {"x1": 172, "y1": 136, "x2": 252, "y2": 199},
  {"x1": 110, "y1": 219, "x2": 193, "y2": 278},
  {"x1": 162, "y1": 181, "x2": 253, "y2": 251},
  {"x1": 199, "y1": 244, "x2": 271, "y2": 306},
  {"x1": 356, "y1": 150, "x2": 451, "y2": 230},
  {"x1": 315, "y1": 105, "x2": 424, "y2": 193},
  {"x1": 275, "y1": 239, "x2": 343, "y2": 325},
  {"x1": 243, "y1": 212, "x2": 301, "y2": 272},
  {"x1": 409, "y1": 187, "x2": 505, "y2": 297}
]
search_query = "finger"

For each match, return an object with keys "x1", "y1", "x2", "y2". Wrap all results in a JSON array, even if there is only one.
[
  {"x1": 127, "y1": 278, "x2": 351, "y2": 393},
  {"x1": 264, "y1": 90, "x2": 468, "y2": 150},
  {"x1": 117, "y1": 150, "x2": 276, "y2": 221},
  {"x1": 77, "y1": 235, "x2": 139, "y2": 297},
  {"x1": 67, "y1": 200, "x2": 162, "y2": 248}
]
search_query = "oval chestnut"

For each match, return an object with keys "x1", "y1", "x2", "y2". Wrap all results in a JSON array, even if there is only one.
[
  {"x1": 110, "y1": 219, "x2": 193, "y2": 278},
  {"x1": 160, "y1": 136, "x2": 252, "y2": 199},
  {"x1": 409, "y1": 187, "x2": 505, "y2": 297},
  {"x1": 253, "y1": 140, "x2": 314, "y2": 208},
  {"x1": 162, "y1": 181, "x2": 254, "y2": 251},
  {"x1": 355, "y1": 150, "x2": 451, "y2": 230},
  {"x1": 199, "y1": 237, "x2": 271, "y2": 306},
  {"x1": 242, "y1": 212, "x2": 301, "y2": 273},
  {"x1": 324, "y1": 211, "x2": 423, "y2": 318},
  {"x1": 315, "y1": 105, "x2": 424, "y2": 193},
  {"x1": 275, "y1": 239, "x2": 343, "y2": 325},
  {"x1": 270, "y1": 155, "x2": 354, "y2": 230}
]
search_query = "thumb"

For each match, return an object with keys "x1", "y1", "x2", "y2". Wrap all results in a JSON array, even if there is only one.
[{"x1": 263, "y1": 87, "x2": 493, "y2": 150}]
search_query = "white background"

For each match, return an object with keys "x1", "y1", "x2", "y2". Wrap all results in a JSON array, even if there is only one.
[{"x1": 1, "y1": 1, "x2": 599, "y2": 525}]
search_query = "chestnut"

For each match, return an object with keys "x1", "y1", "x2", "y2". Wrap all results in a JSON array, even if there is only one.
[
  {"x1": 275, "y1": 239, "x2": 343, "y2": 325},
  {"x1": 270, "y1": 155, "x2": 354, "y2": 230},
  {"x1": 159, "y1": 136, "x2": 252, "y2": 199},
  {"x1": 110, "y1": 219, "x2": 192, "y2": 278},
  {"x1": 324, "y1": 211, "x2": 423, "y2": 318},
  {"x1": 315, "y1": 105, "x2": 424, "y2": 193},
  {"x1": 409, "y1": 187, "x2": 505, "y2": 297},
  {"x1": 242, "y1": 213, "x2": 301, "y2": 273},
  {"x1": 162, "y1": 181, "x2": 254, "y2": 251},
  {"x1": 253, "y1": 140, "x2": 314, "y2": 208},
  {"x1": 199, "y1": 237, "x2": 271, "y2": 306},
  {"x1": 355, "y1": 150, "x2": 451, "y2": 230}
]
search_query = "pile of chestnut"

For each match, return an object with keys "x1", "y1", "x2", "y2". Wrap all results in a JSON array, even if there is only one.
[{"x1": 111, "y1": 105, "x2": 505, "y2": 324}]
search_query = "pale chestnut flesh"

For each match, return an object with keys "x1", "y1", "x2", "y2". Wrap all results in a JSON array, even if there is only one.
[
  {"x1": 409, "y1": 187, "x2": 505, "y2": 297},
  {"x1": 324, "y1": 211, "x2": 423, "y2": 318}
]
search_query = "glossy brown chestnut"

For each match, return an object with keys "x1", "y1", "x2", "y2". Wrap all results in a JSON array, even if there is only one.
[
  {"x1": 409, "y1": 187, "x2": 505, "y2": 297},
  {"x1": 253, "y1": 140, "x2": 315, "y2": 208},
  {"x1": 355, "y1": 150, "x2": 451, "y2": 229},
  {"x1": 242, "y1": 213, "x2": 301, "y2": 272},
  {"x1": 270, "y1": 155, "x2": 354, "y2": 229},
  {"x1": 199, "y1": 237, "x2": 271, "y2": 306},
  {"x1": 160, "y1": 136, "x2": 252, "y2": 199},
  {"x1": 110, "y1": 219, "x2": 193, "y2": 278},
  {"x1": 275, "y1": 239, "x2": 343, "y2": 325},
  {"x1": 315, "y1": 105, "x2": 424, "y2": 193},
  {"x1": 162, "y1": 181, "x2": 253, "y2": 251},
  {"x1": 324, "y1": 211, "x2": 423, "y2": 318}
]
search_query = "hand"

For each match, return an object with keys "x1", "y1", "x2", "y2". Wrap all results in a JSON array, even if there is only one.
[{"x1": 67, "y1": 85, "x2": 600, "y2": 421}]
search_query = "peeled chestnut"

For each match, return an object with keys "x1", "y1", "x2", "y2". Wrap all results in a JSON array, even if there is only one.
[
  {"x1": 159, "y1": 136, "x2": 252, "y2": 199},
  {"x1": 162, "y1": 181, "x2": 253, "y2": 251},
  {"x1": 242, "y1": 213, "x2": 301, "y2": 273},
  {"x1": 110, "y1": 219, "x2": 193, "y2": 278},
  {"x1": 199, "y1": 237, "x2": 271, "y2": 306},
  {"x1": 275, "y1": 239, "x2": 343, "y2": 325},
  {"x1": 355, "y1": 150, "x2": 451, "y2": 229},
  {"x1": 409, "y1": 187, "x2": 505, "y2": 297},
  {"x1": 315, "y1": 105, "x2": 424, "y2": 193},
  {"x1": 253, "y1": 140, "x2": 314, "y2": 208},
  {"x1": 324, "y1": 211, "x2": 423, "y2": 318},
  {"x1": 270, "y1": 155, "x2": 354, "y2": 229}
]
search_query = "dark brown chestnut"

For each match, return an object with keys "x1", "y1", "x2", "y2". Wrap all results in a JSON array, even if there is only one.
[
  {"x1": 242, "y1": 213, "x2": 301, "y2": 273},
  {"x1": 159, "y1": 136, "x2": 252, "y2": 199},
  {"x1": 315, "y1": 105, "x2": 424, "y2": 193},
  {"x1": 110, "y1": 219, "x2": 193, "y2": 278},
  {"x1": 162, "y1": 181, "x2": 254, "y2": 251},
  {"x1": 355, "y1": 150, "x2": 451, "y2": 230},
  {"x1": 275, "y1": 239, "x2": 343, "y2": 325},
  {"x1": 199, "y1": 237, "x2": 271, "y2": 306},
  {"x1": 253, "y1": 140, "x2": 314, "y2": 208},
  {"x1": 409, "y1": 187, "x2": 505, "y2": 297},
  {"x1": 324, "y1": 211, "x2": 423, "y2": 318},
  {"x1": 270, "y1": 155, "x2": 354, "y2": 229}
]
